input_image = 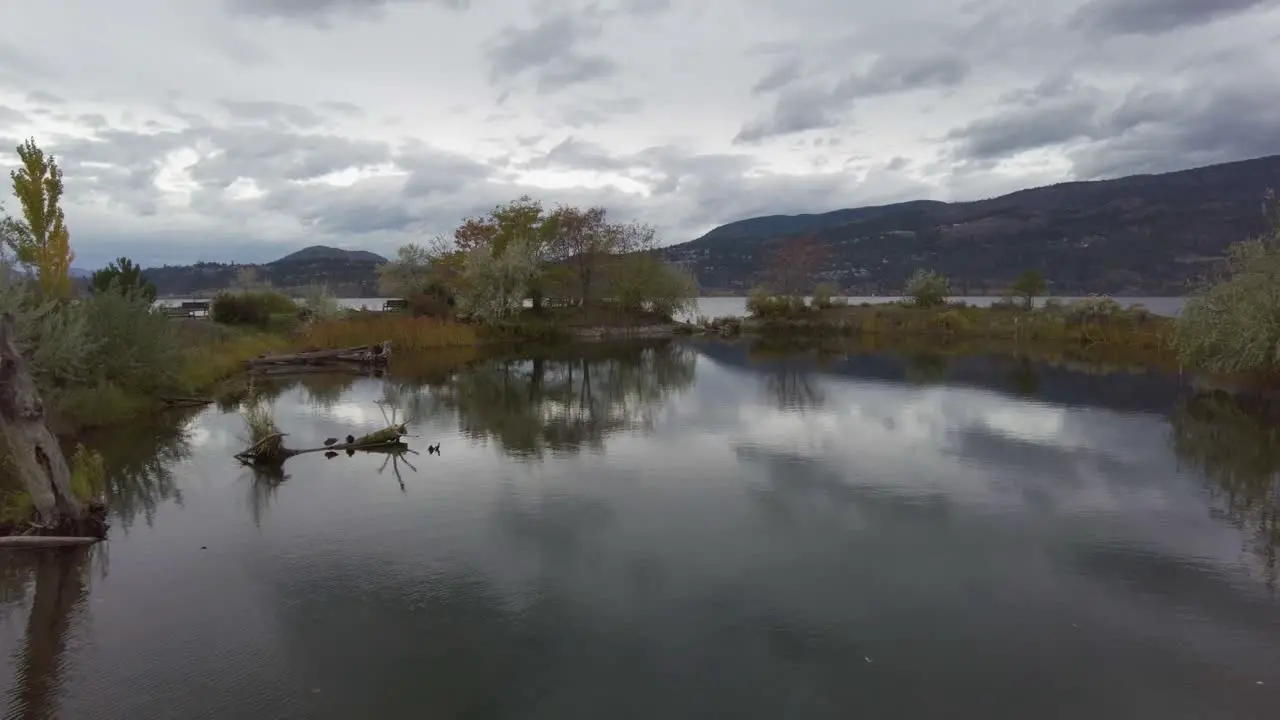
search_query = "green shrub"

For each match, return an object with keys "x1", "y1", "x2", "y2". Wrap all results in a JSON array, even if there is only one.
[
  {"x1": 80, "y1": 291, "x2": 184, "y2": 395},
  {"x1": 212, "y1": 290, "x2": 299, "y2": 327}
]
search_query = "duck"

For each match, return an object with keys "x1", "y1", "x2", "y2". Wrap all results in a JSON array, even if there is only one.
[
  {"x1": 428, "y1": 443, "x2": 440, "y2": 455},
  {"x1": 323, "y1": 438, "x2": 338, "y2": 446},
  {"x1": 346, "y1": 434, "x2": 355, "y2": 444}
]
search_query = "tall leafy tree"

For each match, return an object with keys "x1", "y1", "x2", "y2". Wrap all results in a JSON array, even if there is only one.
[
  {"x1": 7, "y1": 138, "x2": 74, "y2": 299},
  {"x1": 90, "y1": 256, "x2": 157, "y2": 303},
  {"x1": 455, "y1": 196, "x2": 563, "y2": 309}
]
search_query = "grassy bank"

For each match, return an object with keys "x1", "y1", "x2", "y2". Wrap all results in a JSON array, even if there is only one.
[{"x1": 710, "y1": 297, "x2": 1175, "y2": 359}]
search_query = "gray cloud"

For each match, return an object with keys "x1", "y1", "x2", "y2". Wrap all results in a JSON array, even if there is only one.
[
  {"x1": 0, "y1": 0, "x2": 1276, "y2": 267},
  {"x1": 223, "y1": 0, "x2": 470, "y2": 24},
  {"x1": 1070, "y1": 78, "x2": 1280, "y2": 178},
  {"x1": 734, "y1": 85, "x2": 848, "y2": 143},
  {"x1": 1072, "y1": 0, "x2": 1277, "y2": 36},
  {"x1": 0, "y1": 106, "x2": 27, "y2": 129},
  {"x1": 945, "y1": 89, "x2": 1105, "y2": 161},
  {"x1": 486, "y1": 13, "x2": 617, "y2": 94},
  {"x1": 751, "y1": 58, "x2": 802, "y2": 94},
  {"x1": 738, "y1": 50, "x2": 971, "y2": 143},
  {"x1": 319, "y1": 100, "x2": 365, "y2": 117},
  {"x1": 833, "y1": 52, "x2": 970, "y2": 99},
  {"x1": 217, "y1": 99, "x2": 326, "y2": 129}
]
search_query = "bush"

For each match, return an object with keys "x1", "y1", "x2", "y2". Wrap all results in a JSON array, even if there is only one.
[
  {"x1": 79, "y1": 291, "x2": 184, "y2": 395},
  {"x1": 747, "y1": 286, "x2": 810, "y2": 318},
  {"x1": 299, "y1": 285, "x2": 341, "y2": 322},
  {"x1": 0, "y1": 264, "x2": 191, "y2": 427},
  {"x1": 1064, "y1": 295, "x2": 1123, "y2": 324},
  {"x1": 906, "y1": 269, "x2": 949, "y2": 308},
  {"x1": 1176, "y1": 240, "x2": 1280, "y2": 374},
  {"x1": 811, "y1": 282, "x2": 840, "y2": 310},
  {"x1": 212, "y1": 290, "x2": 299, "y2": 327}
]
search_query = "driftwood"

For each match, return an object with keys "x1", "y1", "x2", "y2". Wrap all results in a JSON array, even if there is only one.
[
  {"x1": 0, "y1": 312, "x2": 105, "y2": 539},
  {"x1": 160, "y1": 396, "x2": 214, "y2": 408},
  {"x1": 247, "y1": 342, "x2": 392, "y2": 373},
  {"x1": 234, "y1": 424, "x2": 410, "y2": 465},
  {"x1": 0, "y1": 536, "x2": 102, "y2": 548}
]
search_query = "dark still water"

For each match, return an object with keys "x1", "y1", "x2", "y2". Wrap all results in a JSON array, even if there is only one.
[{"x1": 3, "y1": 340, "x2": 1279, "y2": 719}]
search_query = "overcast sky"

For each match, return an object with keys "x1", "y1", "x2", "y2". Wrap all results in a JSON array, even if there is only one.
[{"x1": 1, "y1": 0, "x2": 1278, "y2": 269}]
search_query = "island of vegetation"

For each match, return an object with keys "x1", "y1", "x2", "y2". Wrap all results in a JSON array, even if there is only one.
[{"x1": 1, "y1": 135, "x2": 1278, "y2": 542}]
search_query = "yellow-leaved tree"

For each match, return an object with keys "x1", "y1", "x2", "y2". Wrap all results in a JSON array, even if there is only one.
[{"x1": 7, "y1": 138, "x2": 74, "y2": 299}]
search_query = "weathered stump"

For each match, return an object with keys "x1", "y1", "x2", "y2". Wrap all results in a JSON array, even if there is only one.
[{"x1": 0, "y1": 313, "x2": 105, "y2": 538}]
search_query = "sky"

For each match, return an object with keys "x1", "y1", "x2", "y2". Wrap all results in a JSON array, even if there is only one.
[{"x1": 1, "y1": 0, "x2": 1278, "y2": 269}]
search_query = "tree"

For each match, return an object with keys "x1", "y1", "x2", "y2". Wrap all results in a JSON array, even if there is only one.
[
  {"x1": 456, "y1": 197, "x2": 561, "y2": 310},
  {"x1": 456, "y1": 235, "x2": 540, "y2": 322},
  {"x1": 90, "y1": 256, "x2": 157, "y2": 303},
  {"x1": 234, "y1": 266, "x2": 264, "y2": 291},
  {"x1": 7, "y1": 139, "x2": 74, "y2": 300},
  {"x1": 548, "y1": 205, "x2": 654, "y2": 308},
  {"x1": 608, "y1": 253, "x2": 698, "y2": 319},
  {"x1": 1011, "y1": 269, "x2": 1046, "y2": 310},
  {"x1": 906, "y1": 269, "x2": 949, "y2": 308},
  {"x1": 377, "y1": 242, "x2": 436, "y2": 298}
]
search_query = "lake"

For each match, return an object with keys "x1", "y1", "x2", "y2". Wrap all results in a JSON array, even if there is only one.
[
  {"x1": 2, "y1": 340, "x2": 1277, "y2": 719},
  {"x1": 159, "y1": 295, "x2": 1190, "y2": 321}
]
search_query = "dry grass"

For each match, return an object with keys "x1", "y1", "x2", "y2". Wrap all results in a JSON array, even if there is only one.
[
  {"x1": 296, "y1": 313, "x2": 478, "y2": 351},
  {"x1": 179, "y1": 324, "x2": 290, "y2": 394}
]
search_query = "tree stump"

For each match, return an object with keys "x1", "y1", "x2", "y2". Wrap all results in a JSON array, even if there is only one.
[{"x1": 0, "y1": 312, "x2": 102, "y2": 537}]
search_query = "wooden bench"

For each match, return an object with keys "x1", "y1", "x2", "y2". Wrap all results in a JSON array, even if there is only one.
[
  {"x1": 180, "y1": 301, "x2": 211, "y2": 316},
  {"x1": 382, "y1": 299, "x2": 409, "y2": 312},
  {"x1": 162, "y1": 306, "x2": 191, "y2": 319}
]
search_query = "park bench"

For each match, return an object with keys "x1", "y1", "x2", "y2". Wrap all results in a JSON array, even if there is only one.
[
  {"x1": 180, "y1": 300, "x2": 211, "y2": 317},
  {"x1": 382, "y1": 298, "x2": 409, "y2": 312}
]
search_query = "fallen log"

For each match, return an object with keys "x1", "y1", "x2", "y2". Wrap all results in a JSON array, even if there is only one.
[
  {"x1": 247, "y1": 342, "x2": 391, "y2": 369},
  {"x1": 0, "y1": 536, "x2": 102, "y2": 548},
  {"x1": 160, "y1": 396, "x2": 214, "y2": 407},
  {"x1": 234, "y1": 423, "x2": 410, "y2": 465}
]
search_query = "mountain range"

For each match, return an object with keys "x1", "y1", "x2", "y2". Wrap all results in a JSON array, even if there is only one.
[
  {"x1": 662, "y1": 154, "x2": 1280, "y2": 295},
  {"x1": 144, "y1": 246, "x2": 387, "y2": 297},
  {"x1": 136, "y1": 154, "x2": 1280, "y2": 297}
]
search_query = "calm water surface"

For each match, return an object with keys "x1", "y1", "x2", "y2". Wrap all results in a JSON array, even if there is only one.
[{"x1": 2, "y1": 340, "x2": 1278, "y2": 719}]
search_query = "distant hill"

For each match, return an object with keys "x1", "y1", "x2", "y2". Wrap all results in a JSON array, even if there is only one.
[
  {"x1": 274, "y1": 246, "x2": 387, "y2": 264},
  {"x1": 145, "y1": 245, "x2": 387, "y2": 298},
  {"x1": 662, "y1": 155, "x2": 1280, "y2": 295}
]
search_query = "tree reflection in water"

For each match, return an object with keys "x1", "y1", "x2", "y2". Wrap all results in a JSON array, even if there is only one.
[
  {"x1": 75, "y1": 407, "x2": 204, "y2": 533},
  {"x1": 1170, "y1": 392, "x2": 1280, "y2": 588},
  {"x1": 397, "y1": 341, "x2": 696, "y2": 458},
  {"x1": 0, "y1": 546, "x2": 98, "y2": 720}
]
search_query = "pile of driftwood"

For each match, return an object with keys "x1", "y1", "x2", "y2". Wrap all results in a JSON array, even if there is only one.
[{"x1": 247, "y1": 342, "x2": 392, "y2": 375}]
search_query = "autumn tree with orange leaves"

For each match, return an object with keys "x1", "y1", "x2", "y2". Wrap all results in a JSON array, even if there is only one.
[{"x1": 4, "y1": 138, "x2": 75, "y2": 299}]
